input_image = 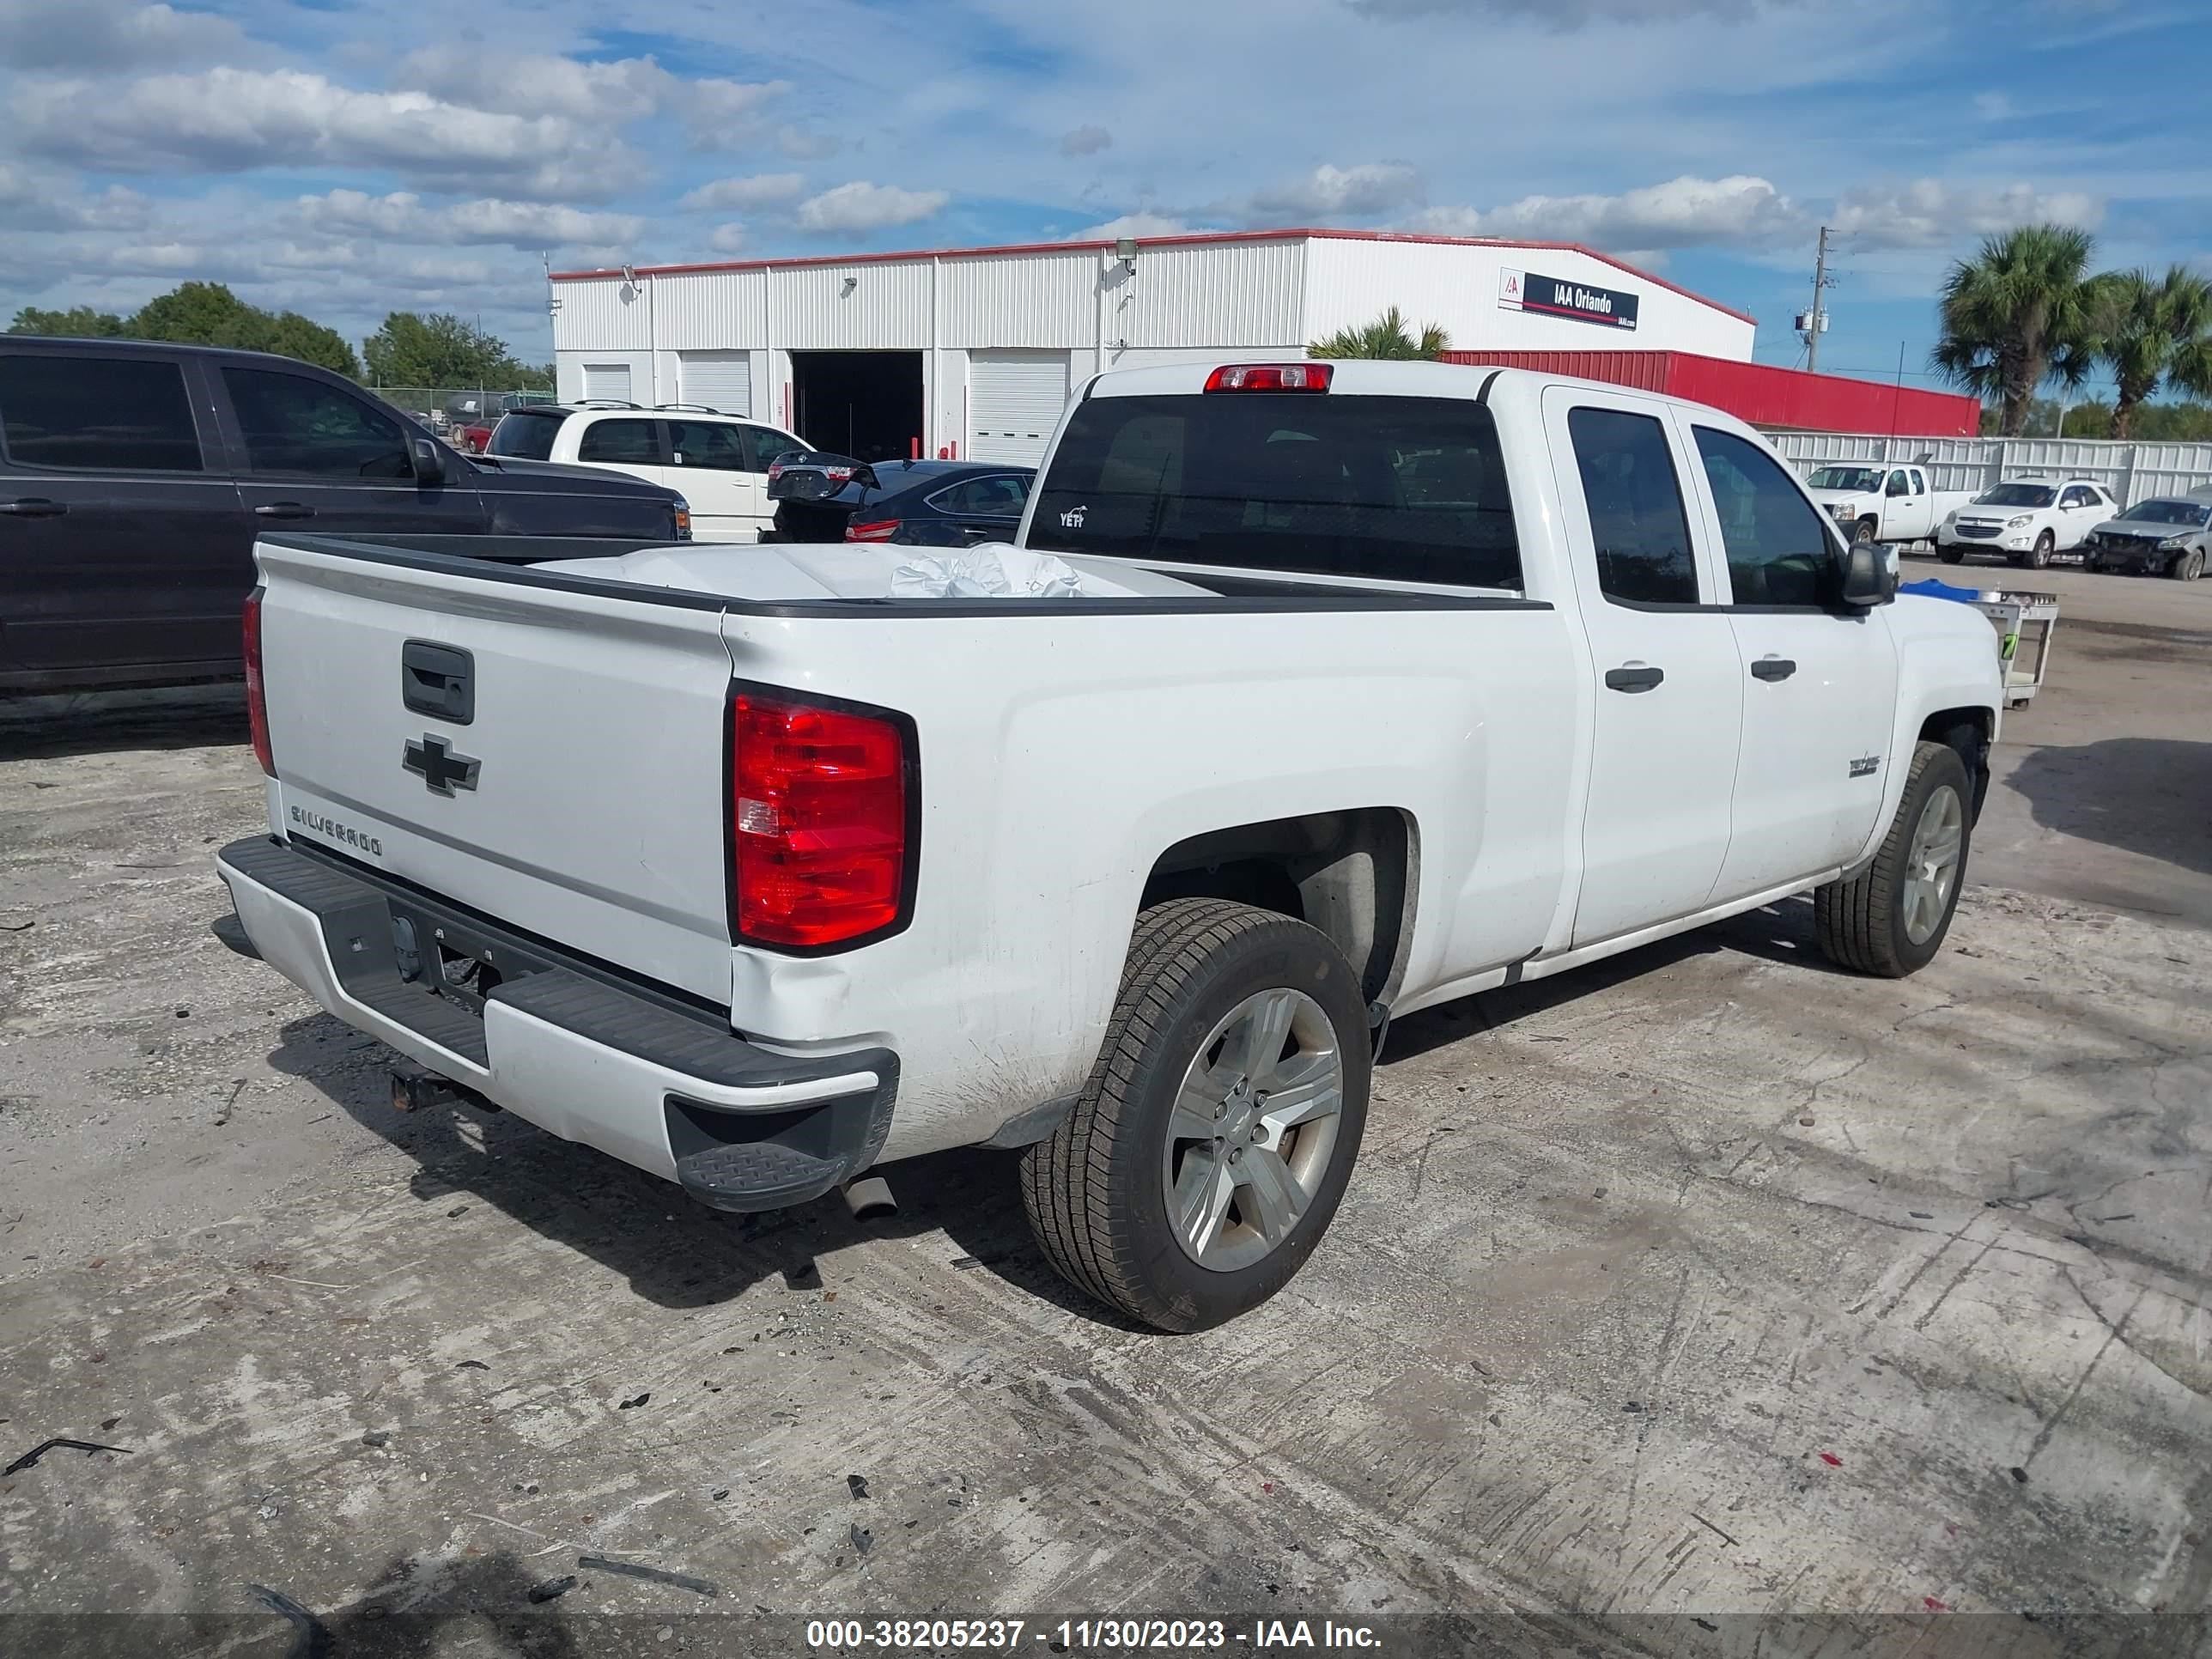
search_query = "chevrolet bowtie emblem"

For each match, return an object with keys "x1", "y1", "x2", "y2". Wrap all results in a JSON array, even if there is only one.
[{"x1": 402, "y1": 733, "x2": 480, "y2": 796}]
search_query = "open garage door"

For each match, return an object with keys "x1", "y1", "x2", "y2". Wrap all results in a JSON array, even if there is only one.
[
  {"x1": 791, "y1": 352, "x2": 923, "y2": 464},
  {"x1": 969, "y1": 352, "x2": 1068, "y2": 464},
  {"x1": 677, "y1": 351, "x2": 751, "y2": 416}
]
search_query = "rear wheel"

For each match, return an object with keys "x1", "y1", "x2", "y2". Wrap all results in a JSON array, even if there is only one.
[
  {"x1": 1020, "y1": 900, "x2": 1370, "y2": 1332},
  {"x1": 2171, "y1": 548, "x2": 2205, "y2": 582},
  {"x1": 1815, "y1": 741, "x2": 1972, "y2": 978}
]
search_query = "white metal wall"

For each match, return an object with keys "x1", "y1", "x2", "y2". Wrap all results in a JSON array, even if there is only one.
[
  {"x1": 1773, "y1": 430, "x2": 2212, "y2": 507},
  {"x1": 941, "y1": 250, "x2": 1096, "y2": 348},
  {"x1": 1112, "y1": 239, "x2": 1304, "y2": 349},
  {"x1": 1300, "y1": 239, "x2": 1756, "y2": 362}
]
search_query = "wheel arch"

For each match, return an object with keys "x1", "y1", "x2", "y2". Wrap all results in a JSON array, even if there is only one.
[{"x1": 1139, "y1": 807, "x2": 1418, "y2": 1012}]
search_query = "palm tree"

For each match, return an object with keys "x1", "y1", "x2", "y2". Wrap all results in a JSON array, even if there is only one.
[
  {"x1": 2089, "y1": 265, "x2": 2212, "y2": 441},
  {"x1": 1308, "y1": 306, "x2": 1449, "y2": 360},
  {"x1": 1930, "y1": 225, "x2": 2101, "y2": 436}
]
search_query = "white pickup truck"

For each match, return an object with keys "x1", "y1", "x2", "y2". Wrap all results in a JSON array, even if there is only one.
[
  {"x1": 1802, "y1": 462, "x2": 1973, "y2": 547},
  {"x1": 218, "y1": 361, "x2": 2002, "y2": 1331}
]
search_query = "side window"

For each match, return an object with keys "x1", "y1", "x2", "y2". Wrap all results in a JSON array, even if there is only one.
[
  {"x1": 740, "y1": 427, "x2": 796, "y2": 473},
  {"x1": 1566, "y1": 406, "x2": 1698, "y2": 606},
  {"x1": 1910, "y1": 469, "x2": 1928, "y2": 494},
  {"x1": 1887, "y1": 469, "x2": 1910, "y2": 496},
  {"x1": 0, "y1": 355, "x2": 205, "y2": 472},
  {"x1": 576, "y1": 419, "x2": 661, "y2": 465},
  {"x1": 665, "y1": 420, "x2": 746, "y2": 471},
  {"x1": 224, "y1": 368, "x2": 410, "y2": 478},
  {"x1": 1693, "y1": 427, "x2": 1840, "y2": 608},
  {"x1": 931, "y1": 474, "x2": 1031, "y2": 516}
]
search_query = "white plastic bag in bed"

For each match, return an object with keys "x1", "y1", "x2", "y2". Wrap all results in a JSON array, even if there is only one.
[{"x1": 889, "y1": 544, "x2": 1085, "y2": 599}]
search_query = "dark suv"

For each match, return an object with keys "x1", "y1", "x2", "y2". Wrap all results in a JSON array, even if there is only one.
[{"x1": 0, "y1": 337, "x2": 689, "y2": 693}]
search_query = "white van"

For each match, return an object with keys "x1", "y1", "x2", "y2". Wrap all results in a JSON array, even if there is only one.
[{"x1": 487, "y1": 404, "x2": 805, "y2": 543}]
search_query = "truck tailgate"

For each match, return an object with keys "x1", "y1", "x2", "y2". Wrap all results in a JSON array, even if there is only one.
[{"x1": 253, "y1": 539, "x2": 736, "y2": 1005}]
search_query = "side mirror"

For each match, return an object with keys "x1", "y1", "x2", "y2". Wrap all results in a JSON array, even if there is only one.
[
  {"x1": 1839, "y1": 539, "x2": 1892, "y2": 607},
  {"x1": 410, "y1": 436, "x2": 448, "y2": 485}
]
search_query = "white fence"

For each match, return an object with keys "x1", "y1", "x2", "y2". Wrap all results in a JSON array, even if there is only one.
[{"x1": 1772, "y1": 432, "x2": 2212, "y2": 507}]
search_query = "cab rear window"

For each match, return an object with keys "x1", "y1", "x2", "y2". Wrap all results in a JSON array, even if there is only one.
[{"x1": 1027, "y1": 393, "x2": 1520, "y2": 589}]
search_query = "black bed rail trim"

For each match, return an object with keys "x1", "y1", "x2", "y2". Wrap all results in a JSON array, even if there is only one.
[{"x1": 259, "y1": 532, "x2": 1555, "y2": 621}]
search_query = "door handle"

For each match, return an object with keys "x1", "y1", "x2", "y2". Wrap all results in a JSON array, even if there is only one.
[
  {"x1": 1750, "y1": 657, "x2": 1797, "y2": 682},
  {"x1": 1, "y1": 497, "x2": 66, "y2": 517},
  {"x1": 1603, "y1": 665, "x2": 1664, "y2": 692},
  {"x1": 253, "y1": 502, "x2": 315, "y2": 520}
]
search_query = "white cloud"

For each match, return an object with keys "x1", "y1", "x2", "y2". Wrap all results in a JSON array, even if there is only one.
[
  {"x1": 395, "y1": 45, "x2": 786, "y2": 146},
  {"x1": 776, "y1": 126, "x2": 841, "y2": 161},
  {"x1": 1248, "y1": 162, "x2": 1422, "y2": 220},
  {"x1": 690, "y1": 77, "x2": 793, "y2": 138},
  {"x1": 1830, "y1": 179, "x2": 2105, "y2": 249},
  {"x1": 0, "y1": 164, "x2": 152, "y2": 233},
  {"x1": 1407, "y1": 173, "x2": 1797, "y2": 248},
  {"x1": 1072, "y1": 212, "x2": 1200, "y2": 241},
  {"x1": 295, "y1": 190, "x2": 646, "y2": 250},
  {"x1": 0, "y1": 0, "x2": 243, "y2": 70},
  {"x1": 793, "y1": 181, "x2": 949, "y2": 234},
  {"x1": 680, "y1": 173, "x2": 806, "y2": 212},
  {"x1": 708, "y1": 223, "x2": 750, "y2": 254},
  {"x1": 1060, "y1": 125, "x2": 1113, "y2": 157},
  {"x1": 13, "y1": 67, "x2": 634, "y2": 199}
]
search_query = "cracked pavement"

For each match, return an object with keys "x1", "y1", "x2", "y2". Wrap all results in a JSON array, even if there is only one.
[{"x1": 1, "y1": 559, "x2": 2208, "y2": 1656}]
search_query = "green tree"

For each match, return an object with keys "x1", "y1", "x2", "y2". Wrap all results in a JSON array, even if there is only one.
[
  {"x1": 363, "y1": 312, "x2": 534, "y2": 388},
  {"x1": 1931, "y1": 225, "x2": 2102, "y2": 437},
  {"x1": 2087, "y1": 265, "x2": 2212, "y2": 441},
  {"x1": 128, "y1": 279, "x2": 254, "y2": 344},
  {"x1": 9, "y1": 304, "x2": 129, "y2": 337},
  {"x1": 1307, "y1": 305, "x2": 1449, "y2": 360}
]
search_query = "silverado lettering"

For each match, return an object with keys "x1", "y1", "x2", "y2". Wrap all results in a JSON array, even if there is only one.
[{"x1": 289, "y1": 805, "x2": 383, "y2": 857}]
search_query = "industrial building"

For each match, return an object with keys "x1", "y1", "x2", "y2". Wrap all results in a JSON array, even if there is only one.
[{"x1": 548, "y1": 228, "x2": 1765, "y2": 465}]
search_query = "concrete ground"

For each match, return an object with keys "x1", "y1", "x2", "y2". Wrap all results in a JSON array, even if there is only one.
[{"x1": 1, "y1": 565, "x2": 2207, "y2": 1656}]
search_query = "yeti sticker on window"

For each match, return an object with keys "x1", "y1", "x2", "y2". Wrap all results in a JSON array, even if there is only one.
[{"x1": 1059, "y1": 504, "x2": 1088, "y2": 530}]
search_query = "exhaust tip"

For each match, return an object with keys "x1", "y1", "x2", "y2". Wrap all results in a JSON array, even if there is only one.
[{"x1": 842, "y1": 1176, "x2": 896, "y2": 1222}]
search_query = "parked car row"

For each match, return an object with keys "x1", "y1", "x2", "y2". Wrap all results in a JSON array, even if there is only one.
[{"x1": 0, "y1": 337, "x2": 690, "y2": 692}]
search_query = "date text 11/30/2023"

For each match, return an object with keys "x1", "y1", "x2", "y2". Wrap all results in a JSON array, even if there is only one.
[{"x1": 804, "y1": 1617, "x2": 1385, "y2": 1650}]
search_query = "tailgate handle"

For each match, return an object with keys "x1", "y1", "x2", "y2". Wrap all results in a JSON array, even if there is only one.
[{"x1": 401, "y1": 640, "x2": 475, "y2": 725}]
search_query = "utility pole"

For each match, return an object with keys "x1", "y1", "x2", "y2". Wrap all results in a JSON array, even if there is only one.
[{"x1": 1803, "y1": 227, "x2": 1833, "y2": 372}]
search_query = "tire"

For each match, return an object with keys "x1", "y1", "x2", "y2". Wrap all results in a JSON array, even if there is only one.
[
  {"x1": 1020, "y1": 899, "x2": 1371, "y2": 1332},
  {"x1": 1852, "y1": 519, "x2": 1878, "y2": 545},
  {"x1": 2171, "y1": 548, "x2": 2205, "y2": 582},
  {"x1": 1938, "y1": 544, "x2": 1966, "y2": 565},
  {"x1": 1815, "y1": 740, "x2": 1973, "y2": 978},
  {"x1": 2021, "y1": 530, "x2": 2054, "y2": 569}
]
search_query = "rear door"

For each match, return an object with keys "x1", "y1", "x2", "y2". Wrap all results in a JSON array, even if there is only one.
[
  {"x1": 1686, "y1": 422, "x2": 1899, "y2": 897},
  {"x1": 662, "y1": 417, "x2": 755, "y2": 540},
  {"x1": 923, "y1": 471, "x2": 1032, "y2": 544},
  {"x1": 216, "y1": 366, "x2": 485, "y2": 538},
  {"x1": 0, "y1": 348, "x2": 248, "y2": 678},
  {"x1": 1544, "y1": 387, "x2": 1744, "y2": 946}
]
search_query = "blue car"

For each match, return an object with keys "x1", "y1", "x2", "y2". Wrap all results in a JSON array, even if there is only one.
[{"x1": 770, "y1": 459, "x2": 1034, "y2": 546}]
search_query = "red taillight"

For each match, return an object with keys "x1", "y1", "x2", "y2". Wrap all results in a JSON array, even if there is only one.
[
  {"x1": 845, "y1": 518, "x2": 900, "y2": 543},
  {"x1": 1203, "y1": 362, "x2": 1333, "y2": 393},
  {"x1": 766, "y1": 461, "x2": 783, "y2": 482},
  {"x1": 243, "y1": 588, "x2": 273, "y2": 776},
  {"x1": 730, "y1": 690, "x2": 912, "y2": 950}
]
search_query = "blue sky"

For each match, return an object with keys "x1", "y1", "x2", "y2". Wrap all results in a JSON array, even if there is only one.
[{"x1": 2, "y1": 0, "x2": 2206, "y2": 396}]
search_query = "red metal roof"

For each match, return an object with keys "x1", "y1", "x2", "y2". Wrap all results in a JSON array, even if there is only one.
[
  {"x1": 1443, "y1": 349, "x2": 1979, "y2": 437},
  {"x1": 550, "y1": 228, "x2": 1757, "y2": 327}
]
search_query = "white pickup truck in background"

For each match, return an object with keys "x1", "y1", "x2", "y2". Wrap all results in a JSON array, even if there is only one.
[
  {"x1": 218, "y1": 361, "x2": 2002, "y2": 1331},
  {"x1": 1802, "y1": 462, "x2": 1975, "y2": 547}
]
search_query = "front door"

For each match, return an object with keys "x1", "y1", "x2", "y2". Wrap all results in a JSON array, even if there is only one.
[
  {"x1": 1545, "y1": 388, "x2": 1745, "y2": 947},
  {"x1": 1686, "y1": 423, "x2": 1900, "y2": 897},
  {"x1": 0, "y1": 348, "x2": 248, "y2": 679},
  {"x1": 215, "y1": 367, "x2": 483, "y2": 538}
]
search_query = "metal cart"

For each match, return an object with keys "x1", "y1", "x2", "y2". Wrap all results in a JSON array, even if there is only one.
[{"x1": 1972, "y1": 589, "x2": 2059, "y2": 707}]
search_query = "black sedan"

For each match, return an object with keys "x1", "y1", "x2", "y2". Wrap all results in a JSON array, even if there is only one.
[{"x1": 769, "y1": 459, "x2": 1034, "y2": 546}]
